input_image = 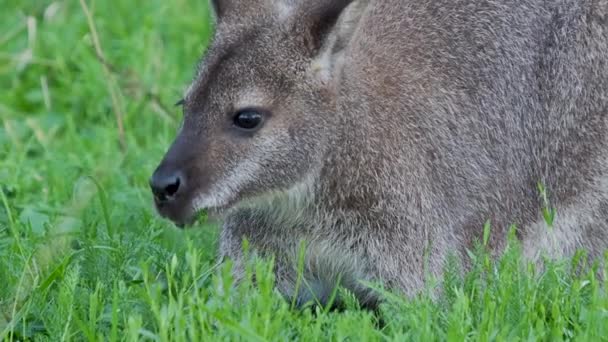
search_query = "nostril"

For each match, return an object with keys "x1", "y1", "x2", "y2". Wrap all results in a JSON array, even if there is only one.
[
  {"x1": 150, "y1": 171, "x2": 183, "y2": 203},
  {"x1": 164, "y1": 177, "x2": 181, "y2": 197}
]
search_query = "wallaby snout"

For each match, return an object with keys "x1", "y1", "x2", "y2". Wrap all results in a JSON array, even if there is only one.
[
  {"x1": 149, "y1": 167, "x2": 183, "y2": 204},
  {"x1": 150, "y1": 159, "x2": 189, "y2": 225},
  {"x1": 150, "y1": 131, "x2": 210, "y2": 226}
]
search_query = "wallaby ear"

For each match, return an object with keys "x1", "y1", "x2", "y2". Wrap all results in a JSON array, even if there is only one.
[
  {"x1": 304, "y1": 0, "x2": 366, "y2": 83},
  {"x1": 302, "y1": 0, "x2": 356, "y2": 52}
]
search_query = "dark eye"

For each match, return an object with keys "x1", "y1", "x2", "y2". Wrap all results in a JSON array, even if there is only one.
[{"x1": 233, "y1": 109, "x2": 264, "y2": 131}]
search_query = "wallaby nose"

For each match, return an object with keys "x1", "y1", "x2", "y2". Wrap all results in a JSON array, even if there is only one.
[{"x1": 149, "y1": 169, "x2": 183, "y2": 203}]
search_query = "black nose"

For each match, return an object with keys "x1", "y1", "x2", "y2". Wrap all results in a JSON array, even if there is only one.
[{"x1": 149, "y1": 170, "x2": 183, "y2": 203}]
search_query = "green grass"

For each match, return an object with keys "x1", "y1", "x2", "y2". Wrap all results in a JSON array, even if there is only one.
[{"x1": 1, "y1": 1, "x2": 607, "y2": 341}]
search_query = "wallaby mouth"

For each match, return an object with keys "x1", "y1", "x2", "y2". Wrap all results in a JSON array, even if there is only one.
[
  {"x1": 149, "y1": 162, "x2": 237, "y2": 227},
  {"x1": 153, "y1": 193, "x2": 235, "y2": 228},
  {"x1": 152, "y1": 194, "x2": 198, "y2": 228}
]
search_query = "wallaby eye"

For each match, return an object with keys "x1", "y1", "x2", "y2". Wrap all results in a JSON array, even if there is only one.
[{"x1": 233, "y1": 109, "x2": 265, "y2": 131}]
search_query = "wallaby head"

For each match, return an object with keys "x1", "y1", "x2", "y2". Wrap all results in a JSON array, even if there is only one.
[{"x1": 150, "y1": 0, "x2": 364, "y2": 225}]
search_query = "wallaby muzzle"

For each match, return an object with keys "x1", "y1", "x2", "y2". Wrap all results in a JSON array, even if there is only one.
[{"x1": 150, "y1": 132, "x2": 204, "y2": 226}]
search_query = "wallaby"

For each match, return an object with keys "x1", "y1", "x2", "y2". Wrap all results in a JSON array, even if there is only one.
[{"x1": 150, "y1": 0, "x2": 608, "y2": 308}]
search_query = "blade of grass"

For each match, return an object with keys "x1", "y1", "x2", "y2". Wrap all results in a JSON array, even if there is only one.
[{"x1": 78, "y1": 0, "x2": 126, "y2": 151}]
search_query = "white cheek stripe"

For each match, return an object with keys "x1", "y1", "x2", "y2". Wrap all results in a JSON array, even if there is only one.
[
  {"x1": 192, "y1": 158, "x2": 261, "y2": 211},
  {"x1": 191, "y1": 134, "x2": 277, "y2": 211}
]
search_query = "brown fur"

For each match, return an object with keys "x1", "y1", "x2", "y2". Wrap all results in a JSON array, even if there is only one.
[{"x1": 151, "y1": 0, "x2": 608, "y2": 307}]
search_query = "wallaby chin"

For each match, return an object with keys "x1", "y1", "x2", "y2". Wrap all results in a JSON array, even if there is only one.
[{"x1": 151, "y1": 0, "x2": 608, "y2": 308}]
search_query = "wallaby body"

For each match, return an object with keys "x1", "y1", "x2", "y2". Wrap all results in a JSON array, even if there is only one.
[{"x1": 151, "y1": 0, "x2": 608, "y2": 307}]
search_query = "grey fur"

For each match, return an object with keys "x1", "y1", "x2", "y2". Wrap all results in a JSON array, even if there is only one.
[{"x1": 151, "y1": 0, "x2": 608, "y2": 308}]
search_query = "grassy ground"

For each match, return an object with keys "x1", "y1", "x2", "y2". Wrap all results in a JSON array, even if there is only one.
[{"x1": 1, "y1": 1, "x2": 607, "y2": 341}]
